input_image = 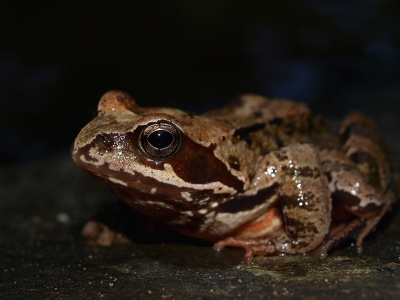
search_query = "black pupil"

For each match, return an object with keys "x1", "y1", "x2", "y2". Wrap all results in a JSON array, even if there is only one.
[{"x1": 148, "y1": 130, "x2": 173, "y2": 149}]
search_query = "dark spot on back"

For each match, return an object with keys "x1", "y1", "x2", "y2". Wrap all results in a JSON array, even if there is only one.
[
  {"x1": 234, "y1": 123, "x2": 265, "y2": 144},
  {"x1": 285, "y1": 123, "x2": 295, "y2": 135},
  {"x1": 254, "y1": 111, "x2": 263, "y2": 118},
  {"x1": 275, "y1": 137, "x2": 283, "y2": 147},
  {"x1": 269, "y1": 118, "x2": 283, "y2": 126}
]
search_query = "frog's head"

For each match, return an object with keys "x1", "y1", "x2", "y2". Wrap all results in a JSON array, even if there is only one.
[{"x1": 71, "y1": 91, "x2": 247, "y2": 210}]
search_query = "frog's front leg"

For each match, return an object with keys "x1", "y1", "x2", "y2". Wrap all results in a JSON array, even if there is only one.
[{"x1": 214, "y1": 143, "x2": 331, "y2": 262}]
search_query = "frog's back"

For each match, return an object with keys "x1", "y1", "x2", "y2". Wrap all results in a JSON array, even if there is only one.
[
  {"x1": 203, "y1": 94, "x2": 317, "y2": 125},
  {"x1": 203, "y1": 93, "x2": 327, "y2": 146}
]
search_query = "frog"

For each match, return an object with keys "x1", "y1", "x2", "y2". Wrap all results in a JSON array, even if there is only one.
[{"x1": 71, "y1": 90, "x2": 397, "y2": 262}]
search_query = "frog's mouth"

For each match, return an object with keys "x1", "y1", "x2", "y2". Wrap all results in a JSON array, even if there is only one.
[{"x1": 83, "y1": 167, "x2": 231, "y2": 211}]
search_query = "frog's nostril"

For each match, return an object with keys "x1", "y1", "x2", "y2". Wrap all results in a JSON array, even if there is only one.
[{"x1": 99, "y1": 134, "x2": 113, "y2": 147}]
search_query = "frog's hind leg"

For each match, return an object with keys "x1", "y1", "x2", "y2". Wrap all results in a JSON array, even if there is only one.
[
  {"x1": 317, "y1": 190, "x2": 395, "y2": 257},
  {"x1": 316, "y1": 218, "x2": 363, "y2": 258},
  {"x1": 339, "y1": 112, "x2": 392, "y2": 192},
  {"x1": 318, "y1": 112, "x2": 396, "y2": 255},
  {"x1": 339, "y1": 112, "x2": 396, "y2": 234},
  {"x1": 353, "y1": 190, "x2": 395, "y2": 250}
]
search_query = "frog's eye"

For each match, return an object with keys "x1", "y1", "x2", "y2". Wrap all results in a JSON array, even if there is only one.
[{"x1": 138, "y1": 121, "x2": 182, "y2": 159}]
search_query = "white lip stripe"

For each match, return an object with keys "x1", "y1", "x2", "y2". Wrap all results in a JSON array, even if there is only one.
[
  {"x1": 108, "y1": 177, "x2": 128, "y2": 186},
  {"x1": 181, "y1": 192, "x2": 193, "y2": 202},
  {"x1": 83, "y1": 144, "x2": 239, "y2": 195}
]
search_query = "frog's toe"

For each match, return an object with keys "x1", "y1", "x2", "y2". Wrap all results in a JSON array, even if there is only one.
[
  {"x1": 214, "y1": 237, "x2": 261, "y2": 250},
  {"x1": 214, "y1": 237, "x2": 279, "y2": 262},
  {"x1": 244, "y1": 249, "x2": 254, "y2": 263}
]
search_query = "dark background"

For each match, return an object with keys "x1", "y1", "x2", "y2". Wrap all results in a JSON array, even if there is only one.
[
  {"x1": 1, "y1": 0, "x2": 400, "y2": 165},
  {"x1": 2, "y1": 2, "x2": 400, "y2": 298}
]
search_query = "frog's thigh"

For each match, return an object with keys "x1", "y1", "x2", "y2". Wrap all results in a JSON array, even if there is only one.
[
  {"x1": 338, "y1": 112, "x2": 391, "y2": 191},
  {"x1": 319, "y1": 149, "x2": 384, "y2": 217},
  {"x1": 319, "y1": 149, "x2": 393, "y2": 252},
  {"x1": 338, "y1": 113, "x2": 396, "y2": 232}
]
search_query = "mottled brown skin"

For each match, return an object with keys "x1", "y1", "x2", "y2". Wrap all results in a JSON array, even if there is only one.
[{"x1": 71, "y1": 90, "x2": 396, "y2": 262}]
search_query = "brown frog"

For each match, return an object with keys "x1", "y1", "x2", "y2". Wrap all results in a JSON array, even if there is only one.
[{"x1": 71, "y1": 90, "x2": 397, "y2": 262}]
